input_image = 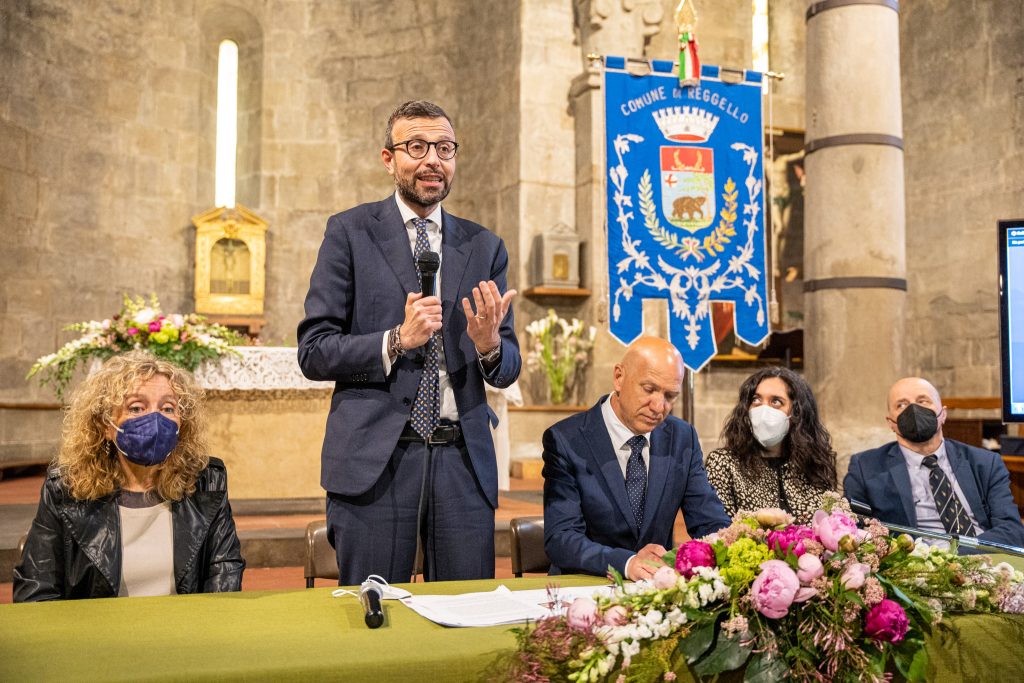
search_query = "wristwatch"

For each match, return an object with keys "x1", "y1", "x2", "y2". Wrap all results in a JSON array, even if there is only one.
[{"x1": 478, "y1": 344, "x2": 501, "y2": 364}]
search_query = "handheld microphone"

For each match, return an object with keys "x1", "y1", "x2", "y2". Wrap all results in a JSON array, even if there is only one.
[
  {"x1": 417, "y1": 251, "x2": 440, "y2": 296},
  {"x1": 360, "y1": 579, "x2": 385, "y2": 629}
]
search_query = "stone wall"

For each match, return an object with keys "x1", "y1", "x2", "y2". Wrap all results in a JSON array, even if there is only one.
[{"x1": 901, "y1": 0, "x2": 1024, "y2": 395}]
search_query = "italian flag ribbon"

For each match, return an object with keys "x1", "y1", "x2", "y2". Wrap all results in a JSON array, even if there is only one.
[{"x1": 679, "y1": 31, "x2": 700, "y2": 86}]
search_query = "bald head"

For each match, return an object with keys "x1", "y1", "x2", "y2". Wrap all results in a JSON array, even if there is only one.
[
  {"x1": 887, "y1": 377, "x2": 942, "y2": 415},
  {"x1": 611, "y1": 336, "x2": 684, "y2": 434},
  {"x1": 620, "y1": 336, "x2": 684, "y2": 376}
]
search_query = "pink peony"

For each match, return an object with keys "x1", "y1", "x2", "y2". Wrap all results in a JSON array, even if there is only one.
[
  {"x1": 566, "y1": 597, "x2": 598, "y2": 630},
  {"x1": 750, "y1": 559, "x2": 800, "y2": 619},
  {"x1": 812, "y1": 510, "x2": 859, "y2": 552},
  {"x1": 603, "y1": 605, "x2": 628, "y2": 626},
  {"x1": 126, "y1": 327, "x2": 139, "y2": 336},
  {"x1": 793, "y1": 586, "x2": 818, "y2": 602},
  {"x1": 148, "y1": 320, "x2": 162, "y2": 333},
  {"x1": 796, "y1": 553, "x2": 824, "y2": 583},
  {"x1": 841, "y1": 562, "x2": 871, "y2": 590},
  {"x1": 674, "y1": 540, "x2": 716, "y2": 579},
  {"x1": 653, "y1": 565, "x2": 679, "y2": 590},
  {"x1": 863, "y1": 599, "x2": 909, "y2": 643},
  {"x1": 767, "y1": 525, "x2": 815, "y2": 557}
]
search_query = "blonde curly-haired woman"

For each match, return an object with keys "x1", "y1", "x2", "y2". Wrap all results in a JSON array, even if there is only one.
[{"x1": 15, "y1": 351, "x2": 244, "y2": 601}]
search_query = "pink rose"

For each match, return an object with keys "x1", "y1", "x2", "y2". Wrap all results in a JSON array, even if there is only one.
[
  {"x1": 767, "y1": 525, "x2": 815, "y2": 557},
  {"x1": 126, "y1": 327, "x2": 139, "y2": 336},
  {"x1": 841, "y1": 562, "x2": 871, "y2": 590},
  {"x1": 793, "y1": 586, "x2": 818, "y2": 603},
  {"x1": 750, "y1": 560, "x2": 800, "y2": 619},
  {"x1": 567, "y1": 597, "x2": 598, "y2": 630},
  {"x1": 864, "y1": 599, "x2": 909, "y2": 643},
  {"x1": 812, "y1": 510, "x2": 859, "y2": 552},
  {"x1": 603, "y1": 605, "x2": 628, "y2": 626},
  {"x1": 653, "y1": 565, "x2": 679, "y2": 590},
  {"x1": 796, "y1": 553, "x2": 824, "y2": 583},
  {"x1": 148, "y1": 320, "x2": 162, "y2": 333},
  {"x1": 674, "y1": 540, "x2": 716, "y2": 579}
]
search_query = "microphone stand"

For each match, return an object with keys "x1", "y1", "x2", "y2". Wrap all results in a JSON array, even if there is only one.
[{"x1": 849, "y1": 500, "x2": 1024, "y2": 558}]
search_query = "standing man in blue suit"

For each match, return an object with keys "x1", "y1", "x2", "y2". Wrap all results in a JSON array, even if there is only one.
[
  {"x1": 298, "y1": 101, "x2": 521, "y2": 584},
  {"x1": 844, "y1": 377, "x2": 1024, "y2": 550},
  {"x1": 543, "y1": 337, "x2": 731, "y2": 580}
]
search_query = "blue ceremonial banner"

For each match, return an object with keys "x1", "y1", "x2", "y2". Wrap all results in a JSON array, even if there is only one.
[{"x1": 604, "y1": 57, "x2": 768, "y2": 371}]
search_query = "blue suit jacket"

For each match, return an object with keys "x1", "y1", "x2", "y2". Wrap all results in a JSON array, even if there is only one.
[
  {"x1": 297, "y1": 197, "x2": 521, "y2": 507},
  {"x1": 844, "y1": 440, "x2": 1024, "y2": 549},
  {"x1": 543, "y1": 398, "x2": 731, "y2": 576}
]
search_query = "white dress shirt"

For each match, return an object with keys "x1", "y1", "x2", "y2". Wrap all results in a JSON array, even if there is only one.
[
  {"x1": 899, "y1": 440, "x2": 982, "y2": 537},
  {"x1": 381, "y1": 192, "x2": 459, "y2": 420},
  {"x1": 600, "y1": 395, "x2": 653, "y2": 578}
]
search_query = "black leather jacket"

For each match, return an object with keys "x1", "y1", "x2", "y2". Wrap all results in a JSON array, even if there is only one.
[{"x1": 13, "y1": 457, "x2": 245, "y2": 602}]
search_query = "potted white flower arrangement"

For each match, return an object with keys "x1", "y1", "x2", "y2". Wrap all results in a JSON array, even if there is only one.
[{"x1": 525, "y1": 310, "x2": 597, "y2": 405}]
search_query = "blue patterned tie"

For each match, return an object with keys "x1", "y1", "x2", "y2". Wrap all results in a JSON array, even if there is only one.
[
  {"x1": 625, "y1": 435, "x2": 648, "y2": 529},
  {"x1": 922, "y1": 455, "x2": 973, "y2": 535},
  {"x1": 409, "y1": 218, "x2": 440, "y2": 440}
]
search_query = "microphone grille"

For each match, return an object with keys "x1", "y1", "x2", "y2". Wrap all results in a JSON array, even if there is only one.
[{"x1": 416, "y1": 251, "x2": 440, "y2": 274}]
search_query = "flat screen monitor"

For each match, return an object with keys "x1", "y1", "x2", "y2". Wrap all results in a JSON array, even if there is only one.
[{"x1": 999, "y1": 219, "x2": 1024, "y2": 422}]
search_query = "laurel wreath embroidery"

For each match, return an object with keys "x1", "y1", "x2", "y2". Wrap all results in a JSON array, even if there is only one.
[{"x1": 639, "y1": 172, "x2": 738, "y2": 262}]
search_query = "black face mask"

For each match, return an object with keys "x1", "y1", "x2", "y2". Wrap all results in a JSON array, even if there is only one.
[{"x1": 896, "y1": 403, "x2": 939, "y2": 443}]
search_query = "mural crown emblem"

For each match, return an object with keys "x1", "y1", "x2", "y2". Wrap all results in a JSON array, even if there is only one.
[{"x1": 652, "y1": 106, "x2": 719, "y2": 143}]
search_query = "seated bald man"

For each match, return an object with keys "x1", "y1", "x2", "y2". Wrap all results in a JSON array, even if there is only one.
[
  {"x1": 542, "y1": 336, "x2": 731, "y2": 580},
  {"x1": 845, "y1": 377, "x2": 1024, "y2": 551}
]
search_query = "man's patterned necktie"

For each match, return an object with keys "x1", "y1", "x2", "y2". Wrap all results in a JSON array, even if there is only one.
[
  {"x1": 409, "y1": 218, "x2": 440, "y2": 440},
  {"x1": 625, "y1": 435, "x2": 648, "y2": 529},
  {"x1": 921, "y1": 454, "x2": 973, "y2": 535}
]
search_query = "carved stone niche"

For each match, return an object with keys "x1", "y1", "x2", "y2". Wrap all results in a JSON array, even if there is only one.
[
  {"x1": 191, "y1": 205, "x2": 268, "y2": 318},
  {"x1": 532, "y1": 222, "x2": 581, "y2": 289}
]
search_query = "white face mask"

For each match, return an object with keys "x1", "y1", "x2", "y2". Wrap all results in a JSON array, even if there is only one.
[
  {"x1": 749, "y1": 404, "x2": 790, "y2": 448},
  {"x1": 332, "y1": 574, "x2": 413, "y2": 601}
]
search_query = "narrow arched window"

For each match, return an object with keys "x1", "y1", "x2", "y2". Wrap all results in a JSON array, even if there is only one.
[{"x1": 215, "y1": 39, "x2": 239, "y2": 208}]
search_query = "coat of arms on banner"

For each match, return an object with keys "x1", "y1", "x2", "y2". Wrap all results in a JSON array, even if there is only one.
[{"x1": 604, "y1": 58, "x2": 769, "y2": 371}]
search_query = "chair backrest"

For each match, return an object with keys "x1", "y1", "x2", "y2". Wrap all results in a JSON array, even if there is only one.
[
  {"x1": 304, "y1": 519, "x2": 339, "y2": 588},
  {"x1": 510, "y1": 515, "x2": 548, "y2": 577}
]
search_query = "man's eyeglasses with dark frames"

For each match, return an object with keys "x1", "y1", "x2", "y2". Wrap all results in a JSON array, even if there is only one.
[{"x1": 389, "y1": 139, "x2": 459, "y2": 160}]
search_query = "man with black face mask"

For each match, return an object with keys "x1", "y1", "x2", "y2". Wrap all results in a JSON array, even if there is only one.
[{"x1": 844, "y1": 377, "x2": 1024, "y2": 551}]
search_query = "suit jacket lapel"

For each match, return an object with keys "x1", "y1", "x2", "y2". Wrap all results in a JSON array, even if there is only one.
[
  {"x1": 579, "y1": 402, "x2": 638, "y2": 538},
  {"x1": 640, "y1": 425, "x2": 670, "y2": 537},
  {"x1": 947, "y1": 441, "x2": 987, "y2": 526},
  {"x1": 885, "y1": 443, "x2": 917, "y2": 525},
  {"x1": 440, "y1": 210, "x2": 472, "y2": 319},
  {"x1": 370, "y1": 199, "x2": 419, "y2": 294}
]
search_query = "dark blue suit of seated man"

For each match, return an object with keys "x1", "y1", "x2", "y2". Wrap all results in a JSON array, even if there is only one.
[
  {"x1": 844, "y1": 376, "x2": 1024, "y2": 552},
  {"x1": 543, "y1": 336, "x2": 731, "y2": 581}
]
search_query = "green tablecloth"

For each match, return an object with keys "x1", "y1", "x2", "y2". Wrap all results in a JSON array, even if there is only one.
[{"x1": 2, "y1": 564, "x2": 1024, "y2": 682}]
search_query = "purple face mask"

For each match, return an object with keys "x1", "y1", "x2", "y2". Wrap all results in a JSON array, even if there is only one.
[{"x1": 113, "y1": 412, "x2": 179, "y2": 467}]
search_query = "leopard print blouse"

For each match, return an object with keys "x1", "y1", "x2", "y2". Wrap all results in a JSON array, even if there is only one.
[{"x1": 704, "y1": 448, "x2": 836, "y2": 525}]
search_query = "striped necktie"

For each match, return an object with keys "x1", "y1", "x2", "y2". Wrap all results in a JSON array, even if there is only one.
[
  {"x1": 921, "y1": 454, "x2": 973, "y2": 535},
  {"x1": 409, "y1": 218, "x2": 440, "y2": 440},
  {"x1": 625, "y1": 435, "x2": 648, "y2": 529}
]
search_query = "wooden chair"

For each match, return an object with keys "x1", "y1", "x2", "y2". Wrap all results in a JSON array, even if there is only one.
[
  {"x1": 510, "y1": 515, "x2": 549, "y2": 577},
  {"x1": 303, "y1": 519, "x2": 338, "y2": 588}
]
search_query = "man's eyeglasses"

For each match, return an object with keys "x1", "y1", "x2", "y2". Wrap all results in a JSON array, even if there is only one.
[{"x1": 389, "y1": 139, "x2": 459, "y2": 161}]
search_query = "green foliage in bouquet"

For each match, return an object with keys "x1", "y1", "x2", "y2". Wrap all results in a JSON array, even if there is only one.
[{"x1": 27, "y1": 294, "x2": 244, "y2": 399}]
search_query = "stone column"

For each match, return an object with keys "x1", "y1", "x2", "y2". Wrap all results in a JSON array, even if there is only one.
[
  {"x1": 570, "y1": 0, "x2": 665, "y2": 401},
  {"x1": 803, "y1": 0, "x2": 905, "y2": 473}
]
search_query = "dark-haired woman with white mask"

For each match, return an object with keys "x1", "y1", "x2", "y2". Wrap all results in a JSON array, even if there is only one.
[{"x1": 704, "y1": 367, "x2": 838, "y2": 523}]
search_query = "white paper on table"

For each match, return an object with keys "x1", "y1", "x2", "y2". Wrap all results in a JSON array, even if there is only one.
[{"x1": 399, "y1": 584, "x2": 613, "y2": 628}]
